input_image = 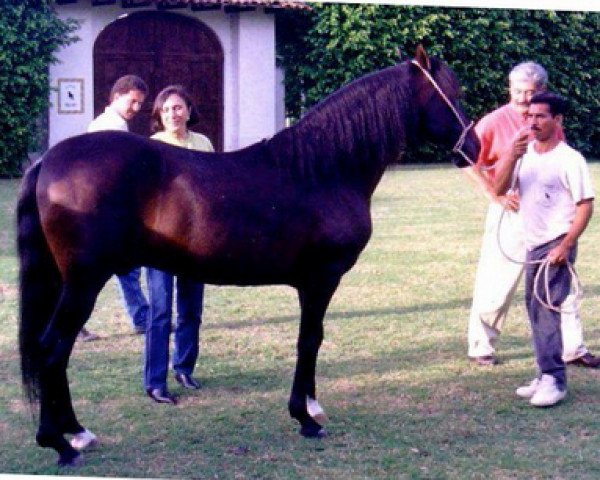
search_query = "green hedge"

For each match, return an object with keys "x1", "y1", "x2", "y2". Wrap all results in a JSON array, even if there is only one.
[
  {"x1": 277, "y1": 5, "x2": 600, "y2": 161},
  {"x1": 0, "y1": 1, "x2": 78, "y2": 177},
  {"x1": 1, "y1": 4, "x2": 596, "y2": 175}
]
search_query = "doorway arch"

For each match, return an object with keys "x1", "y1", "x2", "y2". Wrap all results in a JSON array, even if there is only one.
[{"x1": 93, "y1": 11, "x2": 224, "y2": 151}]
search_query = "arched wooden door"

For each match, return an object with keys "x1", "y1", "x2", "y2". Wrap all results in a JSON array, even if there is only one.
[{"x1": 93, "y1": 11, "x2": 223, "y2": 151}]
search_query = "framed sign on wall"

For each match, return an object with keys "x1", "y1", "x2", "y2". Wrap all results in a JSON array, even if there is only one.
[{"x1": 57, "y1": 78, "x2": 84, "y2": 114}]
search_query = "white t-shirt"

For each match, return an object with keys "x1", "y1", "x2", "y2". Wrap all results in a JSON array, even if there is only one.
[
  {"x1": 516, "y1": 141, "x2": 594, "y2": 250},
  {"x1": 87, "y1": 105, "x2": 128, "y2": 132}
]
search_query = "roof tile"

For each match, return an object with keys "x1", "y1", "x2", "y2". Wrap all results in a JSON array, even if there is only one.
[{"x1": 55, "y1": 0, "x2": 310, "y2": 10}]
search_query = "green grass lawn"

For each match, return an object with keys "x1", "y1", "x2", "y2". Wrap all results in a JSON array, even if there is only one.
[{"x1": 1, "y1": 164, "x2": 600, "y2": 478}]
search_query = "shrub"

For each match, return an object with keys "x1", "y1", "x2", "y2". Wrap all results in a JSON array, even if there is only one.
[
  {"x1": 277, "y1": 5, "x2": 600, "y2": 161},
  {"x1": 0, "y1": 1, "x2": 78, "y2": 177}
]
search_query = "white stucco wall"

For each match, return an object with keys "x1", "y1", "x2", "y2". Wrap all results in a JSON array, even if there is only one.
[
  {"x1": 50, "y1": 1, "x2": 282, "y2": 151},
  {"x1": 231, "y1": 12, "x2": 277, "y2": 149}
]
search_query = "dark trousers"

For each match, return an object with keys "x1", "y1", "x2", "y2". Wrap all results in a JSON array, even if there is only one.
[
  {"x1": 116, "y1": 267, "x2": 149, "y2": 331},
  {"x1": 525, "y1": 236, "x2": 577, "y2": 391},
  {"x1": 144, "y1": 268, "x2": 204, "y2": 390}
]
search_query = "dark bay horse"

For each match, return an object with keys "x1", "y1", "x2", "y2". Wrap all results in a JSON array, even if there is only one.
[{"x1": 18, "y1": 46, "x2": 479, "y2": 465}]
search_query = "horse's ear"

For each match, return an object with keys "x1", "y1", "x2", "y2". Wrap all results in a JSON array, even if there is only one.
[{"x1": 414, "y1": 44, "x2": 431, "y2": 71}]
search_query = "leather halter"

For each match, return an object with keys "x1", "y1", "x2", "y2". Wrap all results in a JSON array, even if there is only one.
[{"x1": 410, "y1": 59, "x2": 475, "y2": 166}]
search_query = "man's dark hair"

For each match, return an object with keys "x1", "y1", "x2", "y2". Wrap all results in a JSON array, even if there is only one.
[
  {"x1": 530, "y1": 91, "x2": 568, "y2": 117},
  {"x1": 109, "y1": 74, "x2": 148, "y2": 101}
]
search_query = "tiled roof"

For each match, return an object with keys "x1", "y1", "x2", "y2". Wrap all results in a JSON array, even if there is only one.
[
  {"x1": 180, "y1": 0, "x2": 309, "y2": 9},
  {"x1": 55, "y1": 0, "x2": 310, "y2": 11}
]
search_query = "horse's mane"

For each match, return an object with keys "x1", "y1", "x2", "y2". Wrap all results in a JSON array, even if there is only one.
[
  {"x1": 267, "y1": 60, "x2": 416, "y2": 185},
  {"x1": 265, "y1": 57, "x2": 459, "y2": 187}
]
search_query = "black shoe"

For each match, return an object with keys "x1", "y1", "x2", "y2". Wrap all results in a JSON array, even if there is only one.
[
  {"x1": 471, "y1": 355, "x2": 498, "y2": 366},
  {"x1": 146, "y1": 387, "x2": 177, "y2": 405},
  {"x1": 174, "y1": 373, "x2": 201, "y2": 390},
  {"x1": 567, "y1": 352, "x2": 600, "y2": 368}
]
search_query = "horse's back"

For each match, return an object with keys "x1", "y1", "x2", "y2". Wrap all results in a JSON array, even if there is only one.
[{"x1": 33, "y1": 130, "x2": 372, "y2": 285}]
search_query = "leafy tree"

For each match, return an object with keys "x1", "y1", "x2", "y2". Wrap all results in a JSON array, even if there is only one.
[
  {"x1": 0, "y1": 1, "x2": 79, "y2": 177},
  {"x1": 277, "y1": 5, "x2": 600, "y2": 161}
]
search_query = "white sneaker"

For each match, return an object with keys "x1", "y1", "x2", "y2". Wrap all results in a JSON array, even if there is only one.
[
  {"x1": 529, "y1": 374, "x2": 566, "y2": 407},
  {"x1": 515, "y1": 377, "x2": 540, "y2": 398}
]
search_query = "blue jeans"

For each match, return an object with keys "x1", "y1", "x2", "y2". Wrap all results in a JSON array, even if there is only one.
[
  {"x1": 117, "y1": 268, "x2": 149, "y2": 331},
  {"x1": 144, "y1": 268, "x2": 204, "y2": 390},
  {"x1": 525, "y1": 236, "x2": 576, "y2": 391}
]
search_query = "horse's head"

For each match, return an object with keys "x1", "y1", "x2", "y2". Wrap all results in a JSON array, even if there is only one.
[{"x1": 409, "y1": 46, "x2": 480, "y2": 167}]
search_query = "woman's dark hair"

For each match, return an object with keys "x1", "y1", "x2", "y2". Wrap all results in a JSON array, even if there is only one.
[{"x1": 150, "y1": 85, "x2": 200, "y2": 133}]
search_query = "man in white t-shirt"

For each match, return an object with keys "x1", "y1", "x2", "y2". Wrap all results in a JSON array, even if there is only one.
[
  {"x1": 88, "y1": 75, "x2": 147, "y2": 133},
  {"x1": 78, "y1": 74, "x2": 149, "y2": 342},
  {"x1": 494, "y1": 92, "x2": 594, "y2": 407}
]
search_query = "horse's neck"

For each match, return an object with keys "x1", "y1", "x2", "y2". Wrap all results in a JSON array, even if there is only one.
[{"x1": 268, "y1": 83, "x2": 412, "y2": 196}]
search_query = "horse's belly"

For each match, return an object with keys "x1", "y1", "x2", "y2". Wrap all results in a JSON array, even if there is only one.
[{"x1": 192, "y1": 242, "x2": 301, "y2": 285}]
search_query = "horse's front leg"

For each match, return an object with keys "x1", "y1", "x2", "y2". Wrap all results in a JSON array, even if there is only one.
[{"x1": 290, "y1": 278, "x2": 339, "y2": 438}]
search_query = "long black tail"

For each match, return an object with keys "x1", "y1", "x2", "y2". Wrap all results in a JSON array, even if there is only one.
[{"x1": 17, "y1": 160, "x2": 62, "y2": 406}]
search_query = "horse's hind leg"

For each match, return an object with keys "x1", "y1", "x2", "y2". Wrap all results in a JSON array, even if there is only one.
[
  {"x1": 36, "y1": 366, "x2": 83, "y2": 466},
  {"x1": 37, "y1": 278, "x2": 106, "y2": 466},
  {"x1": 289, "y1": 278, "x2": 339, "y2": 438}
]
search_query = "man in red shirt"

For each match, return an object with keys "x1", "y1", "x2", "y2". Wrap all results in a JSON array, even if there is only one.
[{"x1": 465, "y1": 62, "x2": 599, "y2": 368}]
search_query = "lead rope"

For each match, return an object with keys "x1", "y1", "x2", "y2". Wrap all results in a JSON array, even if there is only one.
[{"x1": 496, "y1": 160, "x2": 582, "y2": 313}]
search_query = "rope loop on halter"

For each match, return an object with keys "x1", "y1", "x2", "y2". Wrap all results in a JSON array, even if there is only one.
[{"x1": 410, "y1": 59, "x2": 475, "y2": 166}]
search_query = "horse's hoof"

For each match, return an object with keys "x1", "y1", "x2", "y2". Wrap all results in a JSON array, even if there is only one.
[
  {"x1": 70, "y1": 428, "x2": 97, "y2": 451},
  {"x1": 309, "y1": 411, "x2": 329, "y2": 425},
  {"x1": 57, "y1": 450, "x2": 83, "y2": 467},
  {"x1": 307, "y1": 397, "x2": 329, "y2": 425},
  {"x1": 300, "y1": 425, "x2": 327, "y2": 439}
]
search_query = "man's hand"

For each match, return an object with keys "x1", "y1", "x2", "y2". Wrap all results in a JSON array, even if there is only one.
[
  {"x1": 493, "y1": 127, "x2": 530, "y2": 197},
  {"x1": 510, "y1": 127, "x2": 530, "y2": 161},
  {"x1": 547, "y1": 244, "x2": 569, "y2": 265},
  {"x1": 498, "y1": 191, "x2": 520, "y2": 212}
]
